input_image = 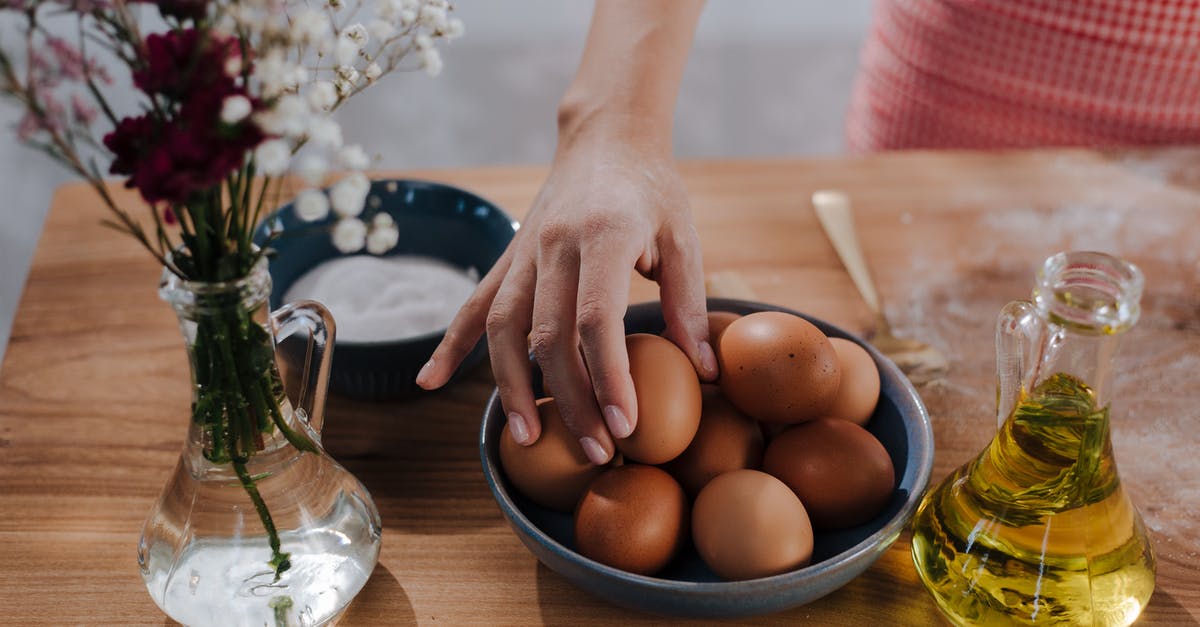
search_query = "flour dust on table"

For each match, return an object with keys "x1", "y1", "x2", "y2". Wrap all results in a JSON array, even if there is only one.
[{"x1": 283, "y1": 255, "x2": 480, "y2": 343}]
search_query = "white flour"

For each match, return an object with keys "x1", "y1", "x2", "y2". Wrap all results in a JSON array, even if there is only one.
[{"x1": 284, "y1": 255, "x2": 479, "y2": 343}]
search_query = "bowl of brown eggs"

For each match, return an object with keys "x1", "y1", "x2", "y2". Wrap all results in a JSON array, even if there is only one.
[{"x1": 479, "y1": 298, "x2": 934, "y2": 618}]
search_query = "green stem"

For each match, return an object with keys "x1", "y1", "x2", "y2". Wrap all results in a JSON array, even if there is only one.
[{"x1": 232, "y1": 458, "x2": 291, "y2": 581}]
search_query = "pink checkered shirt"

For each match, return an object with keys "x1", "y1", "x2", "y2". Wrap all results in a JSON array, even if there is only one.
[{"x1": 846, "y1": 0, "x2": 1200, "y2": 150}]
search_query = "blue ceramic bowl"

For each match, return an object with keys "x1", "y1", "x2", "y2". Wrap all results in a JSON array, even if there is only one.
[
  {"x1": 479, "y1": 298, "x2": 933, "y2": 618},
  {"x1": 255, "y1": 179, "x2": 517, "y2": 399}
]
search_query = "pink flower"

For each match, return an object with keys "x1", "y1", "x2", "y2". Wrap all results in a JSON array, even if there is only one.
[
  {"x1": 17, "y1": 93, "x2": 65, "y2": 140},
  {"x1": 70, "y1": 93, "x2": 97, "y2": 125},
  {"x1": 46, "y1": 37, "x2": 87, "y2": 82}
]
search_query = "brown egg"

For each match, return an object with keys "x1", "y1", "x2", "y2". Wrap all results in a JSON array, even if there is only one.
[
  {"x1": 762, "y1": 418, "x2": 895, "y2": 530},
  {"x1": 616, "y1": 334, "x2": 703, "y2": 464},
  {"x1": 498, "y1": 398, "x2": 607, "y2": 512},
  {"x1": 718, "y1": 311, "x2": 841, "y2": 423},
  {"x1": 574, "y1": 464, "x2": 689, "y2": 575},
  {"x1": 692, "y1": 469, "x2": 814, "y2": 581},
  {"x1": 825, "y1": 338, "x2": 881, "y2": 426},
  {"x1": 707, "y1": 310, "x2": 742, "y2": 350},
  {"x1": 662, "y1": 385, "x2": 764, "y2": 496}
]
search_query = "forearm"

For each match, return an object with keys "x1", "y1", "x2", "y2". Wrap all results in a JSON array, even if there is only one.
[{"x1": 557, "y1": 0, "x2": 704, "y2": 156}]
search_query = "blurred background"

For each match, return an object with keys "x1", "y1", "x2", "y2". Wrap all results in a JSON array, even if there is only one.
[{"x1": 0, "y1": 0, "x2": 873, "y2": 364}]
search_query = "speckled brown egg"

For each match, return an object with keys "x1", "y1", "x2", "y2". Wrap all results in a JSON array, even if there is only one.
[
  {"x1": 574, "y1": 464, "x2": 689, "y2": 575},
  {"x1": 692, "y1": 469, "x2": 814, "y2": 581},
  {"x1": 717, "y1": 311, "x2": 841, "y2": 423},
  {"x1": 499, "y1": 398, "x2": 607, "y2": 512},
  {"x1": 762, "y1": 418, "x2": 895, "y2": 530},
  {"x1": 825, "y1": 338, "x2": 881, "y2": 426},
  {"x1": 662, "y1": 385, "x2": 764, "y2": 497},
  {"x1": 616, "y1": 334, "x2": 703, "y2": 464}
]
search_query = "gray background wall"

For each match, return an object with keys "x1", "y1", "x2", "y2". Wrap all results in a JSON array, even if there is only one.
[{"x1": 0, "y1": 1, "x2": 873, "y2": 364}]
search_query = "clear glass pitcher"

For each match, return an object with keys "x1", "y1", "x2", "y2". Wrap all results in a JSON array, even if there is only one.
[
  {"x1": 140, "y1": 257, "x2": 382, "y2": 627},
  {"x1": 911, "y1": 251, "x2": 1156, "y2": 626}
]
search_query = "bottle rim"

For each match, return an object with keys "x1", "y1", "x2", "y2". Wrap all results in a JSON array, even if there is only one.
[{"x1": 1033, "y1": 251, "x2": 1143, "y2": 335}]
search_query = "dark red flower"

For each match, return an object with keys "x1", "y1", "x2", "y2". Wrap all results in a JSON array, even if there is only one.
[
  {"x1": 133, "y1": 29, "x2": 241, "y2": 100},
  {"x1": 103, "y1": 100, "x2": 264, "y2": 205},
  {"x1": 103, "y1": 114, "x2": 158, "y2": 176},
  {"x1": 157, "y1": 0, "x2": 208, "y2": 21},
  {"x1": 127, "y1": 0, "x2": 208, "y2": 21}
]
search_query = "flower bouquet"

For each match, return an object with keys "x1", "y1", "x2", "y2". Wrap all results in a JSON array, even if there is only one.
[{"x1": 1, "y1": 0, "x2": 461, "y2": 623}]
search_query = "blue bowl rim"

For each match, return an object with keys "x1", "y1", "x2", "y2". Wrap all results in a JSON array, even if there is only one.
[
  {"x1": 258, "y1": 177, "x2": 519, "y2": 349},
  {"x1": 479, "y1": 298, "x2": 934, "y2": 599}
]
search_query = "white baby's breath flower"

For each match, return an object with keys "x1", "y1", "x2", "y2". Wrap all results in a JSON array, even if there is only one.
[
  {"x1": 292, "y1": 8, "x2": 331, "y2": 43},
  {"x1": 295, "y1": 189, "x2": 331, "y2": 222},
  {"x1": 219, "y1": 95, "x2": 252, "y2": 124},
  {"x1": 332, "y1": 217, "x2": 368, "y2": 253},
  {"x1": 337, "y1": 65, "x2": 360, "y2": 82},
  {"x1": 225, "y1": 55, "x2": 243, "y2": 78},
  {"x1": 442, "y1": 17, "x2": 465, "y2": 39},
  {"x1": 308, "y1": 81, "x2": 338, "y2": 110},
  {"x1": 338, "y1": 144, "x2": 371, "y2": 170},
  {"x1": 335, "y1": 36, "x2": 360, "y2": 66},
  {"x1": 343, "y1": 23, "x2": 368, "y2": 45},
  {"x1": 368, "y1": 19, "x2": 396, "y2": 41},
  {"x1": 307, "y1": 117, "x2": 344, "y2": 148},
  {"x1": 330, "y1": 172, "x2": 371, "y2": 216},
  {"x1": 335, "y1": 79, "x2": 353, "y2": 97},
  {"x1": 399, "y1": 8, "x2": 417, "y2": 26},
  {"x1": 254, "y1": 139, "x2": 291, "y2": 176},
  {"x1": 259, "y1": 94, "x2": 309, "y2": 137},
  {"x1": 414, "y1": 33, "x2": 433, "y2": 50},
  {"x1": 366, "y1": 219, "x2": 400, "y2": 254},
  {"x1": 421, "y1": 47, "x2": 443, "y2": 76},
  {"x1": 364, "y1": 62, "x2": 382, "y2": 81},
  {"x1": 378, "y1": 0, "x2": 402, "y2": 20},
  {"x1": 254, "y1": 51, "x2": 306, "y2": 97},
  {"x1": 295, "y1": 154, "x2": 328, "y2": 186},
  {"x1": 419, "y1": 5, "x2": 448, "y2": 30},
  {"x1": 372, "y1": 211, "x2": 395, "y2": 229}
]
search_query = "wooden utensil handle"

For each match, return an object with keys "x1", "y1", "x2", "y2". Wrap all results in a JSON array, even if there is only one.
[{"x1": 812, "y1": 190, "x2": 882, "y2": 315}]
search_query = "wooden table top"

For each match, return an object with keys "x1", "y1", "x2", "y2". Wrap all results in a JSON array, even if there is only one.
[{"x1": 1, "y1": 149, "x2": 1198, "y2": 625}]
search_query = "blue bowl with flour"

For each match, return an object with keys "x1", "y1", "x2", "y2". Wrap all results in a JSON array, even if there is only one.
[{"x1": 255, "y1": 179, "x2": 517, "y2": 399}]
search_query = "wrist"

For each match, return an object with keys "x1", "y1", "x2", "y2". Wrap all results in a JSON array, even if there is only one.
[{"x1": 556, "y1": 90, "x2": 673, "y2": 158}]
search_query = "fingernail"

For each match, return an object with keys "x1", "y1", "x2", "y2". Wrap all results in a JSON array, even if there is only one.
[
  {"x1": 603, "y1": 405, "x2": 633, "y2": 439},
  {"x1": 698, "y1": 341, "x2": 719, "y2": 379},
  {"x1": 579, "y1": 436, "x2": 610, "y2": 465},
  {"x1": 507, "y1": 412, "x2": 531, "y2": 445},
  {"x1": 415, "y1": 358, "x2": 435, "y2": 387}
]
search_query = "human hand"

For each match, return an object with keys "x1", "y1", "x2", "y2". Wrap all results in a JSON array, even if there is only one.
[{"x1": 415, "y1": 137, "x2": 717, "y2": 464}]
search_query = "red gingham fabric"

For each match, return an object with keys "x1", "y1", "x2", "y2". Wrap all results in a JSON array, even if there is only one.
[{"x1": 846, "y1": 0, "x2": 1200, "y2": 151}]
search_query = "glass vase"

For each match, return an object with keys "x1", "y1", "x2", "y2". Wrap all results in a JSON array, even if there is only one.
[
  {"x1": 139, "y1": 257, "x2": 382, "y2": 627},
  {"x1": 911, "y1": 251, "x2": 1155, "y2": 626}
]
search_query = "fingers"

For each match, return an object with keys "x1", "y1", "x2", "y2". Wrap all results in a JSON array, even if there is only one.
[
  {"x1": 531, "y1": 233, "x2": 613, "y2": 465},
  {"x1": 576, "y1": 237, "x2": 639, "y2": 442},
  {"x1": 657, "y1": 222, "x2": 718, "y2": 382},
  {"x1": 486, "y1": 258, "x2": 541, "y2": 446},
  {"x1": 416, "y1": 246, "x2": 514, "y2": 390}
]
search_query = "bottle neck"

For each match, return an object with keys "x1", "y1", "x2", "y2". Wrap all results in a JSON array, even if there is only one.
[{"x1": 1030, "y1": 251, "x2": 1143, "y2": 407}]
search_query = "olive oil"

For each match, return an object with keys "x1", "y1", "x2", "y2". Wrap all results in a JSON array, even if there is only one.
[{"x1": 911, "y1": 373, "x2": 1155, "y2": 626}]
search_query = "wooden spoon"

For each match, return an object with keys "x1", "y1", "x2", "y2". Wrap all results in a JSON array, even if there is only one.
[{"x1": 811, "y1": 190, "x2": 947, "y2": 385}]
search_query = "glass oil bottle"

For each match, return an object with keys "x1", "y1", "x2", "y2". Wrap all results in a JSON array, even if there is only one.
[{"x1": 911, "y1": 251, "x2": 1155, "y2": 626}]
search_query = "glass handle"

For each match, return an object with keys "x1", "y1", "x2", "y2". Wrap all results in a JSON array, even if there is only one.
[
  {"x1": 995, "y1": 300, "x2": 1046, "y2": 428},
  {"x1": 270, "y1": 300, "x2": 336, "y2": 437}
]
